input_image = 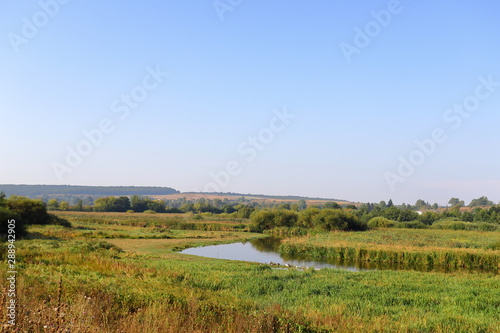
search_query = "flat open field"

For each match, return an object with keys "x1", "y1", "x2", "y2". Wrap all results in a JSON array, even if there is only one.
[
  {"x1": 2, "y1": 212, "x2": 499, "y2": 332},
  {"x1": 150, "y1": 193, "x2": 354, "y2": 206}
]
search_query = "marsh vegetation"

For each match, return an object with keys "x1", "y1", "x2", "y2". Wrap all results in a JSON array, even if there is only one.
[{"x1": 1, "y1": 209, "x2": 499, "y2": 332}]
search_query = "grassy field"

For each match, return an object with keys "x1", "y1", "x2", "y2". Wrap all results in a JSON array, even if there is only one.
[
  {"x1": 280, "y1": 229, "x2": 500, "y2": 273},
  {"x1": 2, "y1": 212, "x2": 500, "y2": 332},
  {"x1": 282, "y1": 229, "x2": 500, "y2": 250}
]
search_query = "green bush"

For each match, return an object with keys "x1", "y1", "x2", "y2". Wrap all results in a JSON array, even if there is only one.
[
  {"x1": 143, "y1": 210, "x2": 157, "y2": 214},
  {"x1": 250, "y1": 210, "x2": 299, "y2": 232},
  {"x1": 312, "y1": 209, "x2": 366, "y2": 231},
  {"x1": 431, "y1": 219, "x2": 499, "y2": 231},
  {"x1": 393, "y1": 221, "x2": 427, "y2": 229},
  {"x1": 0, "y1": 207, "x2": 26, "y2": 238},
  {"x1": 367, "y1": 217, "x2": 396, "y2": 228},
  {"x1": 297, "y1": 207, "x2": 321, "y2": 228},
  {"x1": 418, "y1": 211, "x2": 440, "y2": 225},
  {"x1": 7, "y1": 196, "x2": 50, "y2": 225}
]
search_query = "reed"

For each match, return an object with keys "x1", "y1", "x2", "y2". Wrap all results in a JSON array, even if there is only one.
[{"x1": 279, "y1": 243, "x2": 499, "y2": 273}]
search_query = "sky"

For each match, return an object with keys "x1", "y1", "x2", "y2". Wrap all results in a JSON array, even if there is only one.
[{"x1": 1, "y1": 0, "x2": 500, "y2": 206}]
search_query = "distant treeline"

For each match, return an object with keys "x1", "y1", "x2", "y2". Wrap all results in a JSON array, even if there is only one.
[
  {"x1": 0, "y1": 185, "x2": 179, "y2": 198},
  {"x1": 252, "y1": 204, "x2": 500, "y2": 233},
  {"x1": 39, "y1": 193, "x2": 500, "y2": 233}
]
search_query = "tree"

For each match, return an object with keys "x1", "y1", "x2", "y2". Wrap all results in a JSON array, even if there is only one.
[
  {"x1": 387, "y1": 199, "x2": 394, "y2": 207},
  {"x1": 236, "y1": 205, "x2": 254, "y2": 218},
  {"x1": 74, "y1": 199, "x2": 83, "y2": 211},
  {"x1": 418, "y1": 211, "x2": 439, "y2": 225},
  {"x1": 47, "y1": 199, "x2": 60, "y2": 210},
  {"x1": 94, "y1": 197, "x2": 117, "y2": 212},
  {"x1": 323, "y1": 202, "x2": 341, "y2": 209},
  {"x1": 83, "y1": 196, "x2": 94, "y2": 206},
  {"x1": 146, "y1": 199, "x2": 166, "y2": 213},
  {"x1": 114, "y1": 196, "x2": 131, "y2": 212},
  {"x1": 0, "y1": 191, "x2": 6, "y2": 207},
  {"x1": 131, "y1": 195, "x2": 148, "y2": 212},
  {"x1": 469, "y1": 196, "x2": 494, "y2": 207},
  {"x1": 278, "y1": 202, "x2": 291, "y2": 210},
  {"x1": 415, "y1": 199, "x2": 429, "y2": 210},
  {"x1": 448, "y1": 198, "x2": 464, "y2": 207},
  {"x1": 59, "y1": 201, "x2": 70, "y2": 211},
  {"x1": 297, "y1": 199, "x2": 307, "y2": 211}
]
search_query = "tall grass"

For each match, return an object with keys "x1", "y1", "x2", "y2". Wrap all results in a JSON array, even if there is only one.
[
  {"x1": 280, "y1": 229, "x2": 500, "y2": 273},
  {"x1": 280, "y1": 243, "x2": 499, "y2": 273}
]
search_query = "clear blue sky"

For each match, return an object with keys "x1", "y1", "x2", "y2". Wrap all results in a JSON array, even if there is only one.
[{"x1": 1, "y1": 0, "x2": 499, "y2": 205}]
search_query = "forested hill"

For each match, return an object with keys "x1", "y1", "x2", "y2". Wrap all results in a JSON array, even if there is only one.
[{"x1": 0, "y1": 185, "x2": 179, "y2": 198}]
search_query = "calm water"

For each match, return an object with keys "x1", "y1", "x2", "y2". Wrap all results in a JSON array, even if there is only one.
[{"x1": 181, "y1": 237, "x2": 372, "y2": 272}]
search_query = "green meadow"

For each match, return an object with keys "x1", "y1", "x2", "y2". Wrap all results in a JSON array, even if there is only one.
[{"x1": 2, "y1": 212, "x2": 500, "y2": 332}]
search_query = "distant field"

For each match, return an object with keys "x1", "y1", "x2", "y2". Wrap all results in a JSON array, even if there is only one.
[{"x1": 151, "y1": 192, "x2": 354, "y2": 205}]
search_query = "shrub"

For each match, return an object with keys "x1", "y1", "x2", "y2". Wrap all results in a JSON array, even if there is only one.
[
  {"x1": 475, "y1": 222, "x2": 498, "y2": 231},
  {"x1": 250, "y1": 210, "x2": 299, "y2": 232},
  {"x1": 7, "y1": 196, "x2": 50, "y2": 225},
  {"x1": 393, "y1": 221, "x2": 427, "y2": 229},
  {"x1": 143, "y1": 210, "x2": 157, "y2": 214},
  {"x1": 431, "y1": 219, "x2": 499, "y2": 231},
  {"x1": 312, "y1": 209, "x2": 366, "y2": 231},
  {"x1": 367, "y1": 217, "x2": 396, "y2": 228},
  {"x1": 418, "y1": 211, "x2": 440, "y2": 225},
  {"x1": 0, "y1": 207, "x2": 26, "y2": 238},
  {"x1": 431, "y1": 219, "x2": 467, "y2": 230},
  {"x1": 297, "y1": 207, "x2": 321, "y2": 228}
]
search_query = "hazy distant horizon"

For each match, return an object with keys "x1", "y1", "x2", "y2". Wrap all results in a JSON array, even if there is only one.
[
  {"x1": 2, "y1": 2, "x2": 499, "y2": 207},
  {"x1": 1, "y1": 183, "x2": 497, "y2": 207}
]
